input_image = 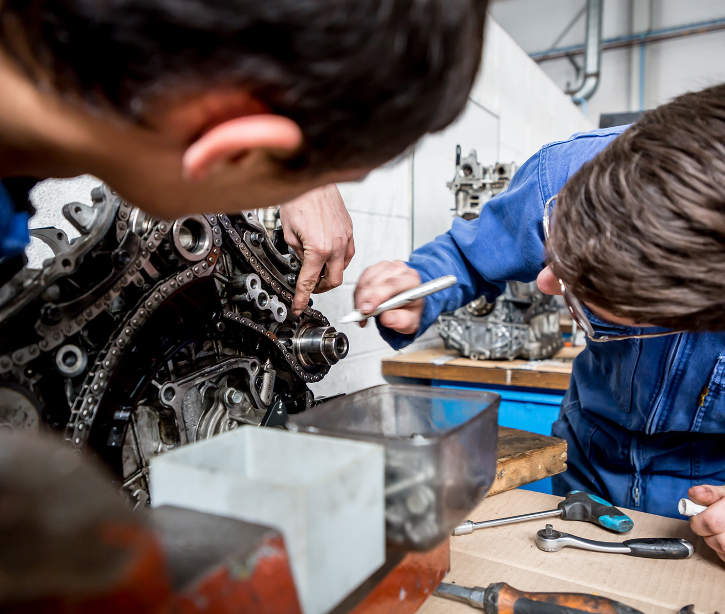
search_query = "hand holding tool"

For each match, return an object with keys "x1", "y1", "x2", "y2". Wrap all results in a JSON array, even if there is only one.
[
  {"x1": 536, "y1": 524, "x2": 694, "y2": 559},
  {"x1": 340, "y1": 275, "x2": 457, "y2": 324},
  {"x1": 679, "y1": 498, "x2": 707, "y2": 517},
  {"x1": 434, "y1": 581, "x2": 644, "y2": 613},
  {"x1": 454, "y1": 490, "x2": 634, "y2": 536}
]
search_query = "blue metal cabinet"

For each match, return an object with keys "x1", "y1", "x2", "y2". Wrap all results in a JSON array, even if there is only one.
[{"x1": 432, "y1": 380, "x2": 564, "y2": 494}]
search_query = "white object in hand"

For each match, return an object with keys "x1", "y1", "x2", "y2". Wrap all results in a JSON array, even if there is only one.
[
  {"x1": 340, "y1": 275, "x2": 458, "y2": 324},
  {"x1": 679, "y1": 497, "x2": 707, "y2": 517}
]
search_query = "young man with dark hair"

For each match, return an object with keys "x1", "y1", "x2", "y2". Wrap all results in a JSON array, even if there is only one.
[
  {"x1": 0, "y1": 0, "x2": 489, "y2": 313},
  {"x1": 354, "y1": 83, "x2": 725, "y2": 562}
]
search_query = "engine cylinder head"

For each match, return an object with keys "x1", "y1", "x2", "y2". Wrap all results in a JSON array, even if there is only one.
[{"x1": 293, "y1": 324, "x2": 349, "y2": 368}]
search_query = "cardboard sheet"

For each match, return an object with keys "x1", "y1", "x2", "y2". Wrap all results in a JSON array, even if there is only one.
[{"x1": 419, "y1": 489, "x2": 725, "y2": 614}]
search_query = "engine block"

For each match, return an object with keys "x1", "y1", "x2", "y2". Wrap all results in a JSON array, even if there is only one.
[
  {"x1": 438, "y1": 147, "x2": 563, "y2": 361},
  {"x1": 0, "y1": 185, "x2": 348, "y2": 504}
]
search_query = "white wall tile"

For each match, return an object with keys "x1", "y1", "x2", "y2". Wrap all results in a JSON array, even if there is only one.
[
  {"x1": 308, "y1": 347, "x2": 396, "y2": 398},
  {"x1": 411, "y1": 100, "x2": 500, "y2": 249}
]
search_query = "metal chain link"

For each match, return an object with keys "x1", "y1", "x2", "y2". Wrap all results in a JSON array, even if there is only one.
[
  {"x1": 64, "y1": 214, "x2": 222, "y2": 448},
  {"x1": 63, "y1": 210, "x2": 328, "y2": 449}
]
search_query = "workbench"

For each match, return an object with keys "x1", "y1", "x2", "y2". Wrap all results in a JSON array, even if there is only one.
[
  {"x1": 382, "y1": 345, "x2": 582, "y2": 391},
  {"x1": 419, "y1": 489, "x2": 725, "y2": 614}
]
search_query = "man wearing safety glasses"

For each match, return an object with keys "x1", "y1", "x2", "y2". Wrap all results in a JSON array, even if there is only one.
[{"x1": 354, "y1": 83, "x2": 725, "y2": 562}]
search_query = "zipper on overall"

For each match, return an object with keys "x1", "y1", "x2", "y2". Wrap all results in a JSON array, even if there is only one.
[
  {"x1": 630, "y1": 434, "x2": 641, "y2": 508},
  {"x1": 645, "y1": 334, "x2": 683, "y2": 435}
]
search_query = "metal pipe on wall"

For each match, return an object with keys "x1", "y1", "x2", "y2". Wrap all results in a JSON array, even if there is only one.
[
  {"x1": 531, "y1": 17, "x2": 725, "y2": 63},
  {"x1": 567, "y1": 0, "x2": 603, "y2": 103}
]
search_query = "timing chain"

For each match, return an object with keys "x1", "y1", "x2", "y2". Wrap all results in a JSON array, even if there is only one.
[
  {"x1": 64, "y1": 212, "x2": 224, "y2": 449},
  {"x1": 216, "y1": 214, "x2": 329, "y2": 326},
  {"x1": 64, "y1": 210, "x2": 329, "y2": 449},
  {"x1": 0, "y1": 202, "x2": 163, "y2": 377},
  {"x1": 221, "y1": 311, "x2": 329, "y2": 384}
]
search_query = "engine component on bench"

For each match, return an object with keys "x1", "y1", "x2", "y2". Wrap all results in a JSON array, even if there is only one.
[
  {"x1": 439, "y1": 282, "x2": 563, "y2": 361},
  {"x1": 438, "y1": 146, "x2": 563, "y2": 361},
  {"x1": 0, "y1": 185, "x2": 348, "y2": 505},
  {"x1": 447, "y1": 145, "x2": 517, "y2": 220}
]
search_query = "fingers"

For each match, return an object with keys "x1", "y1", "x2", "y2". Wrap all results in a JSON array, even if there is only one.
[
  {"x1": 319, "y1": 238, "x2": 347, "y2": 290},
  {"x1": 344, "y1": 234, "x2": 356, "y2": 269},
  {"x1": 703, "y1": 533, "x2": 725, "y2": 561},
  {"x1": 689, "y1": 492, "x2": 725, "y2": 548},
  {"x1": 689, "y1": 486, "x2": 725, "y2": 563},
  {"x1": 354, "y1": 260, "x2": 423, "y2": 333},
  {"x1": 278, "y1": 183, "x2": 354, "y2": 314},
  {"x1": 291, "y1": 249, "x2": 328, "y2": 315},
  {"x1": 377, "y1": 304, "x2": 424, "y2": 335},
  {"x1": 354, "y1": 260, "x2": 421, "y2": 313},
  {"x1": 689, "y1": 484, "x2": 725, "y2": 506}
]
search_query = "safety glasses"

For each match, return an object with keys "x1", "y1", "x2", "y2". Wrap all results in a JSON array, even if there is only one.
[{"x1": 542, "y1": 194, "x2": 681, "y2": 343}]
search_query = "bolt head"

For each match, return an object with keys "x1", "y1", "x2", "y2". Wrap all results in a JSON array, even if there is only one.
[{"x1": 224, "y1": 388, "x2": 244, "y2": 406}]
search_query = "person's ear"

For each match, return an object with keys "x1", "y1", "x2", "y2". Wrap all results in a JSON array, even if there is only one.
[{"x1": 182, "y1": 114, "x2": 303, "y2": 181}]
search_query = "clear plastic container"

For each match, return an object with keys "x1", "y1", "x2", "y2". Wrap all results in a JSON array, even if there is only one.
[{"x1": 287, "y1": 384, "x2": 499, "y2": 551}]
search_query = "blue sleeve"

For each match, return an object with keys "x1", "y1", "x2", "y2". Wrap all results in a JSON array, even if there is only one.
[
  {"x1": 0, "y1": 182, "x2": 30, "y2": 260},
  {"x1": 378, "y1": 126, "x2": 626, "y2": 350},
  {"x1": 378, "y1": 148, "x2": 549, "y2": 349}
]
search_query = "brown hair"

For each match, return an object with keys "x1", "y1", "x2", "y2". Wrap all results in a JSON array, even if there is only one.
[{"x1": 548, "y1": 83, "x2": 725, "y2": 332}]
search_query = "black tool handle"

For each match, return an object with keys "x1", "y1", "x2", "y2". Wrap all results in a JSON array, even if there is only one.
[
  {"x1": 622, "y1": 538, "x2": 693, "y2": 559},
  {"x1": 558, "y1": 491, "x2": 634, "y2": 533},
  {"x1": 484, "y1": 583, "x2": 645, "y2": 614}
]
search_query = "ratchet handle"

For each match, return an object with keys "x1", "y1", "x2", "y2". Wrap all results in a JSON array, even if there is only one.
[
  {"x1": 559, "y1": 491, "x2": 634, "y2": 533},
  {"x1": 622, "y1": 538, "x2": 694, "y2": 559},
  {"x1": 486, "y1": 583, "x2": 644, "y2": 614}
]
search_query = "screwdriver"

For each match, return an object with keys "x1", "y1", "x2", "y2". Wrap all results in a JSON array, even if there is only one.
[
  {"x1": 339, "y1": 275, "x2": 457, "y2": 324},
  {"x1": 435, "y1": 581, "x2": 644, "y2": 614},
  {"x1": 453, "y1": 490, "x2": 634, "y2": 536}
]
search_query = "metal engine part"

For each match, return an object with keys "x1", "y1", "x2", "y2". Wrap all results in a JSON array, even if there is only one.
[
  {"x1": 438, "y1": 146, "x2": 563, "y2": 361},
  {"x1": 0, "y1": 185, "x2": 347, "y2": 504},
  {"x1": 447, "y1": 145, "x2": 517, "y2": 220},
  {"x1": 439, "y1": 282, "x2": 564, "y2": 361}
]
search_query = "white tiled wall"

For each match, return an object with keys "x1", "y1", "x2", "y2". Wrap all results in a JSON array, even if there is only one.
[
  {"x1": 23, "y1": 17, "x2": 593, "y2": 400},
  {"x1": 313, "y1": 17, "x2": 593, "y2": 398}
]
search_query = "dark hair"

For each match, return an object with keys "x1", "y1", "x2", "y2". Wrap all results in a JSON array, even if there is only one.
[
  {"x1": 548, "y1": 82, "x2": 725, "y2": 332},
  {"x1": 0, "y1": 0, "x2": 488, "y2": 173}
]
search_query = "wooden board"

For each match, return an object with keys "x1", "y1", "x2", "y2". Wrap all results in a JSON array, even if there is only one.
[
  {"x1": 382, "y1": 345, "x2": 582, "y2": 391},
  {"x1": 491, "y1": 427, "x2": 567, "y2": 494}
]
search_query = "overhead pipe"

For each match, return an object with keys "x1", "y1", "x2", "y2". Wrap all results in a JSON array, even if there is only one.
[
  {"x1": 530, "y1": 17, "x2": 725, "y2": 63},
  {"x1": 567, "y1": 0, "x2": 603, "y2": 103}
]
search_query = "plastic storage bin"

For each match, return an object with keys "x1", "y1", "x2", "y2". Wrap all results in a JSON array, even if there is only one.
[
  {"x1": 150, "y1": 426, "x2": 385, "y2": 614},
  {"x1": 288, "y1": 384, "x2": 499, "y2": 551}
]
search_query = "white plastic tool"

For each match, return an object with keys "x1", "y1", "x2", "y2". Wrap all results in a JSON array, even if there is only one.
[
  {"x1": 340, "y1": 275, "x2": 457, "y2": 324},
  {"x1": 679, "y1": 497, "x2": 707, "y2": 517}
]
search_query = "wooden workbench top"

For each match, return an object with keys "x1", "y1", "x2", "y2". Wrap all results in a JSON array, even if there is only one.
[
  {"x1": 382, "y1": 345, "x2": 583, "y2": 391},
  {"x1": 491, "y1": 427, "x2": 567, "y2": 495}
]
